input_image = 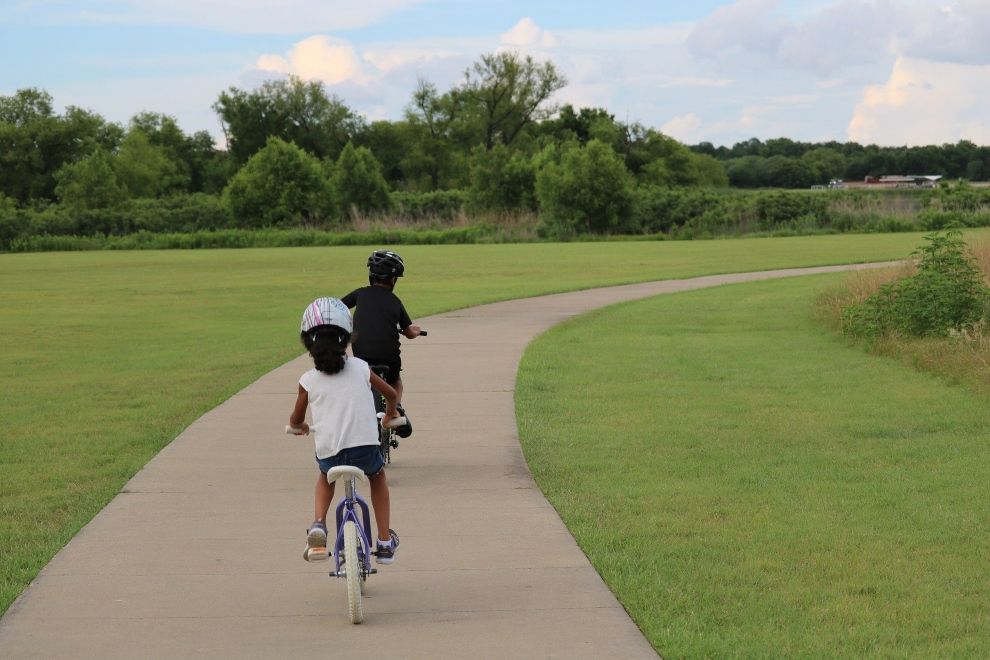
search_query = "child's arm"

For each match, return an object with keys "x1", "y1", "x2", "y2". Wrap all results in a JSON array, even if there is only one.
[
  {"x1": 370, "y1": 372, "x2": 399, "y2": 426},
  {"x1": 287, "y1": 384, "x2": 310, "y2": 435}
]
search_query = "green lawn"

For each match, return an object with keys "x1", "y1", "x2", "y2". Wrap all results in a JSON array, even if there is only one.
[
  {"x1": 516, "y1": 274, "x2": 990, "y2": 657},
  {"x1": 0, "y1": 232, "x2": 972, "y2": 617}
]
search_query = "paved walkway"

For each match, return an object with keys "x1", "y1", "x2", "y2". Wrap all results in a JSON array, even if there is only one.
[{"x1": 0, "y1": 264, "x2": 892, "y2": 659}]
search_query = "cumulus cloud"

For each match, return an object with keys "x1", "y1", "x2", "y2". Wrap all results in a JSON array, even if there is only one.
[
  {"x1": 26, "y1": 0, "x2": 425, "y2": 34},
  {"x1": 848, "y1": 57, "x2": 990, "y2": 145},
  {"x1": 255, "y1": 36, "x2": 363, "y2": 85},
  {"x1": 501, "y1": 17, "x2": 557, "y2": 48}
]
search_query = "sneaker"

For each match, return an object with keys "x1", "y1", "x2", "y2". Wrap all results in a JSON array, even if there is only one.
[
  {"x1": 307, "y1": 521, "x2": 328, "y2": 547},
  {"x1": 303, "y1": 521, "x2": 329, "y2": 562},
  {"x1": 395, "y1": 404, "x2": 413, "y2": 438},
  {"x1": 375, "y1": 529, "x2": 400, "y2": 565}
]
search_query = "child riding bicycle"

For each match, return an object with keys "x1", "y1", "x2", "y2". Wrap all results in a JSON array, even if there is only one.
[
  {"x1": 341, "y1": 249, "x2": 422, "y2": 437},
  {"x1": 287, "y1": 297, "x2": 401, "y2": 564}
]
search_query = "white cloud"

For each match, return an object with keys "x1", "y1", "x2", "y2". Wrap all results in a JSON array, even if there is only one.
[
  {"x1": 255, "y1": 36, "x2": 363, "y2": 85},
  {"x1": 23, "y1": 0, "x2": 426, "y2": 34},
  {"x1": 848, "y1": 57, "x2": 990, "y2": 145},
  {"x1": 661, "y1": 113, "x2": 704, "y2": 143},
  {"x1": 501, "y1": 18, "x2": 557, "y2": 48}
]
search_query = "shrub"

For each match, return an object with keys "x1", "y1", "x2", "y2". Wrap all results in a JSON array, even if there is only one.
[
  {"x1": 223, "y1": 137, "x2": 333, "y2": 228},
  {"x1": 332, "y1": 142, "x2": 392, "y2": 220},
  {"x1": 391, "y1": 190, "x2": 467, "y2": 221},
  {"x1": 535, "y1": 140, "x2": 635, "y2": 236},
  {"x1": 843, "y1": 230, "x2": 990, "y2": 338}
]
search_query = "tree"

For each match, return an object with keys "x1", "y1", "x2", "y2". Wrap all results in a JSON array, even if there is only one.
[
  {"x1": 402, "y1": 79, "x2": 470, "y2": 190},
  {"x1": 113, "y1": 129, "x2": 184, "y2": 198},
  {"x1": 535, "y1": 140, "x2": 635, "y2": 235},
  {"x1": 53, "y1": 150, "x2": 127, "y2": 209},
  {"x1": 467, "y1": 144, "x2": 536, "y2": 212},
  {"x1": 460, "y1": 51, "x2": 567, "y2": 150},
  {"x1": 213, "y1": 76, "x2": 361, "y2": 164},
  {"x1": 223, "y1": 137, "x2": 333, "y2": 227},
  {"x1": 331, "y1": 142, "x2": 392, "y2": 220},
  {"x1": 0, "y1": 89, "x2": 122, "y2": 202}
]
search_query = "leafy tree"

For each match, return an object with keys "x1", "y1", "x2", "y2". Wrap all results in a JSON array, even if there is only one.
[
  {"x1": 460, "y1": 51, "x2": 567, "y2": 150},
  {"x1": 535, "y1": 139, "x2": 635, "y2": 235},
  {"x1": 214, "y1": 76, "x2": 361, "y2": 164},
  {"x1": 402, "y1": 80, "x2": 470, "y2": 190},
  {"x1": 0, "y1": 88, "x2": 122, "y2": 201},
  {"x1": 331, "y1": 142, "x2": 392, "y2": 220},
  {"x1": 53, "y1": 150, "x2": 127, "y2": 209},
  {"x1": 467, "y1": 144, "x2": 536, "y2": 212},
  {"x1": 355, "y1": 120, "x2": 412, "y2": 188},
  {"x1": 801, "y1": 147, "x2": 846, "y2": 183},
  {"x1": 113, "y1": 129, "x2": 184, "y2": 197},
  {"x1": 223, "y1": 137, "x2": 333, "y2": 227}
]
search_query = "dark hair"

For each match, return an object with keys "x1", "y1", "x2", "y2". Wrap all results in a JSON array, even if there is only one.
[{"x1": 301, "y1": 325, "x2": 350, "y2": 375}]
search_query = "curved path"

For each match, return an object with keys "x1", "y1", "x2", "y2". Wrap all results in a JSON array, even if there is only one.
[{"x1": 0, "y1": 263, "x2": 892, "y2": 659}]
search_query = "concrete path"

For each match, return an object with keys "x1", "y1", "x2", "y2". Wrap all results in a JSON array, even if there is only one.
[{"x1": 0, "y1": 264, "x2": 892, "y2": 659}]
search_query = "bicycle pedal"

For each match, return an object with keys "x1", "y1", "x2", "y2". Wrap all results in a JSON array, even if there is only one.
[
  {"x1": 304, "y1": 546, "x2": 330, "y2": 562},
  {"x1": 390, "y1": 439, "x2": 399, "y2": 448}
]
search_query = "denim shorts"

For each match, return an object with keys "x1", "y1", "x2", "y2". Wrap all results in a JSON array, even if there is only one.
[{"x1": 316, "y1": 444, "x2": 384, "y2": 477}]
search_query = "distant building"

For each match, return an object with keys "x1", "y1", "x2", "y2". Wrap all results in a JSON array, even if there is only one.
[{"x1": 863, "y1": 175, "x2": 943, "y2": 188}]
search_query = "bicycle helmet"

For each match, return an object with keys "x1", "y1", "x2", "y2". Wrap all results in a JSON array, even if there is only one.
[
  {"x1": 367, "y1": 250, "x2": 404, "y2": 278},
  {"x1": 300, "y1": 297, "x2": 352, "y2": 334}
]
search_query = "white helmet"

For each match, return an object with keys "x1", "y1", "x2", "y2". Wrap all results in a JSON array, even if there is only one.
[{"x1": 301, "y1": 297, "x2": 352, "y2": 334}]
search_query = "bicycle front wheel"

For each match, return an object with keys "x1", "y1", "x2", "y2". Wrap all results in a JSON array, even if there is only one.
[{"x1": 343, "y1": 520, "x2": 364, "y2": 624}]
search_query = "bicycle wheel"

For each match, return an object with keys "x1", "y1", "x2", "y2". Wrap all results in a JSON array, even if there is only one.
[
  {"x1": 379, "y1": 426, "x2": 391, "y2": 464},
  {"x1": 342, "y1": 520, "x2": 364, "y2": 624}
]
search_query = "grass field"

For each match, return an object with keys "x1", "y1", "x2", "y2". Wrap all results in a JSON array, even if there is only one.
[
  {"x1": 516, "y1": 274, "x2": 990, "y2": 657},
  {"x1": 0, "y1": 231, "x2": 973, "y2": 618}
]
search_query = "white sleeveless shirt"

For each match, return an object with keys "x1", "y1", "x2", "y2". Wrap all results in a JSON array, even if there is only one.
[{"x1": 299, "y1": 357, "x2": 379, "y2": 459}]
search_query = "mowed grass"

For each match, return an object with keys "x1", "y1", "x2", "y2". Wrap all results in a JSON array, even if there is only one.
[
  {"x1": 516, "y1": 274, "x2": 990, "y2": 657},
  {"x1": 0, "y1": 232, "x2": 963, "y2": 616}
]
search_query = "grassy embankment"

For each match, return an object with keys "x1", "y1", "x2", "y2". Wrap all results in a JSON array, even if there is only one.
[
  {"x1": 516, "y1": 265, "x2": 990, "y2": 656},
  {"x1": 0, "y1": 232, "x2": 951, "y2": 616}
]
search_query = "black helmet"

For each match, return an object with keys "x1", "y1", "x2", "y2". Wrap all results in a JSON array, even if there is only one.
[{"x1": 368, "y1": 250, "x2": 404, "y2": 278}]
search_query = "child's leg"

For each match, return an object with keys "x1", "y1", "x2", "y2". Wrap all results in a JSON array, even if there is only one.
[
  {"x1": 368, "y1": 470, "x2": 391, "y2": 542},
  {"x1": 392, "y1": 375, "x2": 404, "y2": 406},
  {"x1": 315, "y1": 473, "x2": 335, "y2": 523}
]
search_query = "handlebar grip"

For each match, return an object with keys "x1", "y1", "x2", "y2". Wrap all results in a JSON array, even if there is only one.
[
  {"x1": 382, "y1": 416, "x2": 407, "y2": 429},
  {"x1": 285, "y1": 425, "x2": 310, "y2": 435},
  {"x1": 419, "y1": 330, "x2": 427, "y2": 336}
]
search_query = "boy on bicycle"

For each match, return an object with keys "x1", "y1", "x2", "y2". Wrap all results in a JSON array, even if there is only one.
[{"x1": 341, "y1": 249, "x2": 422, "y2": 437}]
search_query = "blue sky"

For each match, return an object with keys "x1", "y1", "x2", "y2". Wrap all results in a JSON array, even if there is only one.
[{"x1": 3, "y1": 1, "x2": 989, "y2": 147}]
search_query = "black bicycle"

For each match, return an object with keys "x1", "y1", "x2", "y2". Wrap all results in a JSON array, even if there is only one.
[
  {"x1": 370, "y1": 364, "x2": 400, "y2": 464},
  {"x1": 369, "y1": 330, "x2": 425, "y2": 464}
]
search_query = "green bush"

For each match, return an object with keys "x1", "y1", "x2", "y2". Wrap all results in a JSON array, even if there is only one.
[
  {"x1": 843, "y1": 230, "x2": 990, "y2": 338},
  {"x1": 391, "y1": 190, "x2": 467, "y2": 221},
  {"x1": 129, "y1": 194, "x2": 231, "y2": 232},
  {"x1": 536, "y1": 140, "x2": 635, "y2": 236},
  {"x1": 332, "y1": 142, "x2": 392, "y2": 220},
  {"x1": 223, "y1": 137, "x2": 333, "y2": 227}
]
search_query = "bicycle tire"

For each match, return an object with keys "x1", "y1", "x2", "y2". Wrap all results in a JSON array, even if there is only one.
[
  {"x1": 343, "y1": 520, "x2": 364, "y2": 624},
  {"x1": 379, "y1": 426, "x2": 391, "y2": 464}
]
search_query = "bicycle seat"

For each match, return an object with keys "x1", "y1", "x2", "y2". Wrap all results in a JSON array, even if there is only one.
[{"x1": 326, "y1": 465, "x2": 368, "y2": 484}]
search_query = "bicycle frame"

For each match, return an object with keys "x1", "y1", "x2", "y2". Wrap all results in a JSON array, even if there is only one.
[{"x1": 331, "y1": 475, "x2": 375, "y2": 579}]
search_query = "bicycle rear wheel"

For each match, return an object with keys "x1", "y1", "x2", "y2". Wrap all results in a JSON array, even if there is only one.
[{"x1": 342, "y1": 520, "x2": 364, "y2": 624}]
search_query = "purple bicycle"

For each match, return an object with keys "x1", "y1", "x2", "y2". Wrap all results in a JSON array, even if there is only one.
[{"x1": 326, "y1": 465, "x2": 378, "y2": 623}]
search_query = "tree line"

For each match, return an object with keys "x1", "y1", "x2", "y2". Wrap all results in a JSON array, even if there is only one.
[{"x1": 2, "y1": 50, "x2": 989, "y2": 248}]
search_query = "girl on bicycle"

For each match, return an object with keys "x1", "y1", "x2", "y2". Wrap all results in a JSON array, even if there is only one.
[{"x1": 287, "y1": 297, "x2": 401, "y2": 564}]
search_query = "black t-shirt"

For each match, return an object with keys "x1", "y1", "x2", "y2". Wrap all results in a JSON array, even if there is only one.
[{"x1": 341, "y1": 285, "x2": 412, "y2": 360}]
